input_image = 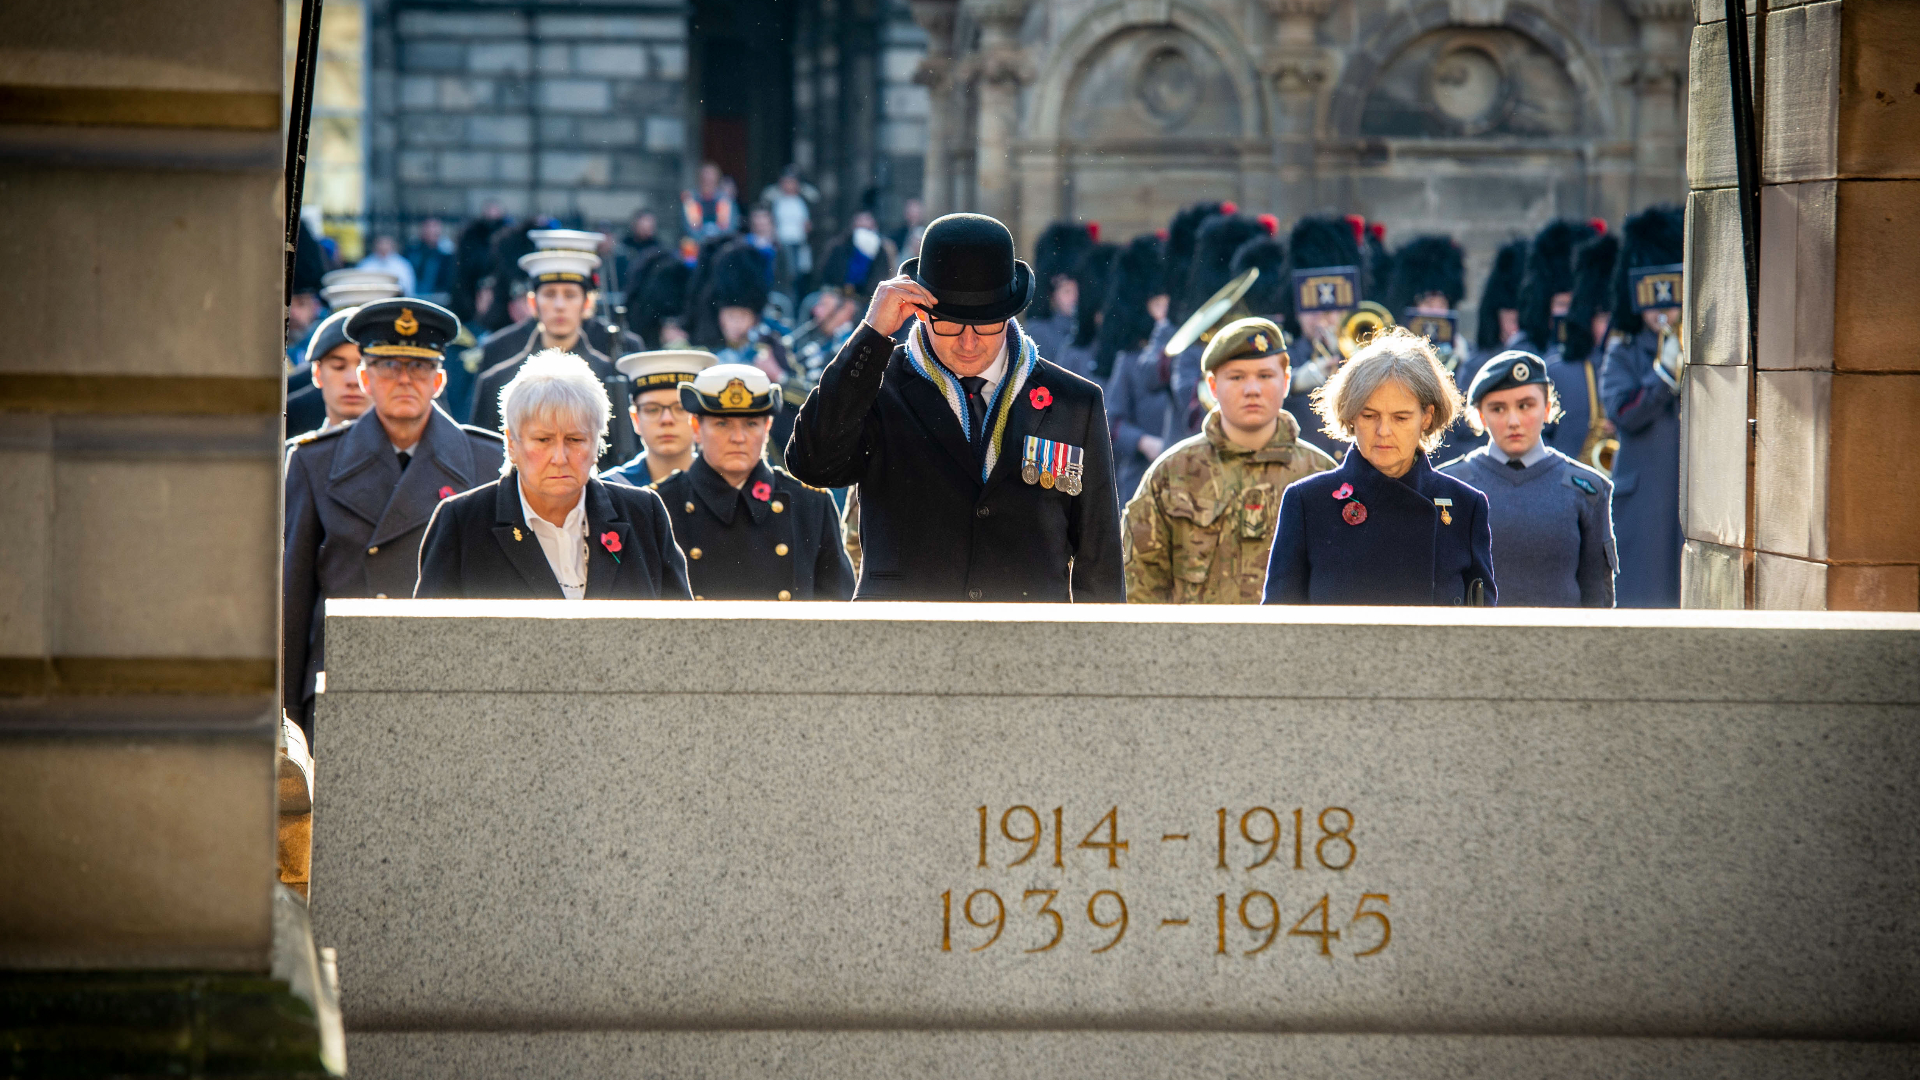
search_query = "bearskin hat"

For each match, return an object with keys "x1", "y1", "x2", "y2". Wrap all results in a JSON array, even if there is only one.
[
  {"x1": 1093, "y1": 234, "x2": 1167, "y2": 377},
  {"x1": 1072, "y1": 242, "x2": 1120, "y2": 349},
  {"x1": 1183, "y1": 215, "x2": 1271, "y2": 321},
  {"x1": 1164, "y1": 201, "x2": 1227, "y2": 321},
  {"x1": 1475, "y1": 240, "x2": 1529, "y2": 350},
  {"x1": 710, "y1": 239, "x2": 771, "y2": 313},
  {"x1": 1564, "y1": 233, "x2": 1620, "y2": 362},
  {"x1": 1518, "y1": 219, "x2": 1602, "y2": 350},
  {"x1": 1288, "y1": 216, "x2": 1362, "y2": 276},
  {"x1": 629, "y1": 258, "x2": 690, "y2": 347},
  {"x1": 1363, "y1": 221, "x2": 1393, "y2": 303},
  {"x1": 682, "y1": 236, "x2": 759, "y2": 347},
  {"x1": 1230, "y1": 234, "x2": 1288, "y2": 320},
  {"x1": 1385, "y1": 235, "x2": 1465, "y2": 315},
  {"x1": 1029, "y1": 221, "x2": 1096, "y2": 316},
  {"x1": 1611, "y1": 204, "x2": 1686, "y2": 333}
]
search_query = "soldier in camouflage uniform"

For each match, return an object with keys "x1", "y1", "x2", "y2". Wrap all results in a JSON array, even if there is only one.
[{"x1": 1123, "y1": 317, "x2": 1337, "y2": 603}]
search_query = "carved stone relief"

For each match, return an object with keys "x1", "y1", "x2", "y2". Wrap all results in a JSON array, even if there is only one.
[{"x1": 1359, "y1": 28, "x2": 1580, "y2": 139}]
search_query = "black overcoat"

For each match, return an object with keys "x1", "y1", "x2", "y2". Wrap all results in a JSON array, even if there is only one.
[
  {"x1": 283, "y1": 406, "x2": 504, "y2": 720},
  {"x1": 655, "y1": 457, "x2": 854, "y2": 601},
  {"x1": 1263, "y1": 446, "x2": 1497, "y2": 606},
  {"x1": 785, "y1": 323, "x2": 1125, "y2": 602},
  {"x1": 414, "y1": 473, "x2": 692, "y2": 601}
]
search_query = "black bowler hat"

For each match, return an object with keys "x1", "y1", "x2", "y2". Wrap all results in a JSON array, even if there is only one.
[
  {"x1": 346, "y1": 298, "x2": 461, "y2": 360},
  {"x1": 900, "y1": 213, "x2": 1035, "y2": 324}
]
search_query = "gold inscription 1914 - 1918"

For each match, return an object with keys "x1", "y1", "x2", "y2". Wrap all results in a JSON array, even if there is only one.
[{"x1": 942, "y1": 805, "x2": 1391, "y2": 960}]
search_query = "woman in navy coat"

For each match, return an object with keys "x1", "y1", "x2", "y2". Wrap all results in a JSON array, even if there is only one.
[{"x1": 1263, "y1": 326, "x2": 1495, "y2": 606}]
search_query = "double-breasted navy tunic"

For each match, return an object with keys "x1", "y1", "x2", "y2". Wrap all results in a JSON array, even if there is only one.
[
  {"x1": 655, "y1": 457, "x2": 855, "y2": 601},
  {"x1": 1263, "y1": 446, "x2": 1496, "y2": 606},
  {"x1": 414, "y1": 474, "x2": 691, "y2": 601}
]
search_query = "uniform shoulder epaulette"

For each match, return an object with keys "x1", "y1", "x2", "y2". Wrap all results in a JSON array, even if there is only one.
[
  {"x1": 287, "y1": 420, "x2": 353, "y2": 449},
  {"x1": 460, "y1": 423, "x2": 505, "y2": 443},
  {"x1": 772, "y1": 466, "x2": 830, "y2": 494}
]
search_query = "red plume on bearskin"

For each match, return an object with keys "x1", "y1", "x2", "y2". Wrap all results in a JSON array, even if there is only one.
[
  {"x1": 1345, "y1": 214, "x2": 1366, "y2": 246},
  {"x1": 1220, "y1": 201, "x2": 1238, "y2": 215},
  {"x1": 1369, "y1": 221, "x2": 1386, "y2": 242},
  {"x1": 1588, "y1": 217, "x2": 1608, "y2": 236},
  {"x1": 1257, "y1": 213, "x2": 1279, "y2": 235},
  {"x1": 1086, "y1": 221, "x2": 1101, "y2": 242}
]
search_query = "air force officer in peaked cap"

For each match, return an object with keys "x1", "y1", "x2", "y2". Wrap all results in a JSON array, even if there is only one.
[{"x1": 282, "y1": 299, "x2": 504, "y2": 740}]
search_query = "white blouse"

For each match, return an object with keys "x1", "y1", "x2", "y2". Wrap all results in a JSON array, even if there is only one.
[{"x1": 517, "y1": 481, "x2": 588, "y2": 600}]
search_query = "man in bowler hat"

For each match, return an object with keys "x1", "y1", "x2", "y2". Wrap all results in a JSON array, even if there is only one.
[{"x1": 785, "y1": 213, "x2": 1124, "y2": 602}]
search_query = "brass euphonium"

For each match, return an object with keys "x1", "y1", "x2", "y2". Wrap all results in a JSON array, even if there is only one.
[{"x1": 1337, "y1": 301, "x2": 1394, "y2": 359}]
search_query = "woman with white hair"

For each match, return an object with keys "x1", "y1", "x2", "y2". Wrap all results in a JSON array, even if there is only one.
[
  {"x1": 416, "y1": 350, "x2": 691, "y2": 600},
  {"x1": 1262, "y1": 327, "x2": 1495, "y2": 606}
]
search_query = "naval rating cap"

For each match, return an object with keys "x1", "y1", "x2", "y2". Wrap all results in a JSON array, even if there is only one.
[
  {"x1": 346, "y1": 298, "x2": 460, "y2": 361},
  {"x1": 319, "y1": 269, "x2": 401, "y2": 308},
  {"x1": 680, "y1": 362, "x2": 780, "y2": 417},
  {"x1": 518, "y1": 247, "x2": 601, "y2": 287},
  {"x1": 1201, "y1": 317, "x2": 1289, "y2": 374},
  {"x1": 617, "y1": 349, "x2": 715, "y2": 391},
  {"x1": 1466, "y1": 349, "x2": 1549, "y2": 405}
]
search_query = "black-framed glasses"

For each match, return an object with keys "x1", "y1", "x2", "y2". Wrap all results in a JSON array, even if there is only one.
[
  {"x1": 925, "y1": 315, "x2": 1006, "y2": 338},
  {"x1": 365, "y1": 357, "x2": 442, "y2": 381}
]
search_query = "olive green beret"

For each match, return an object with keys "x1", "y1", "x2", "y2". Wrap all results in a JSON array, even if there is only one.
[{"x1": 1200, "y1": 317, "x2": 1289, "y2": 374}]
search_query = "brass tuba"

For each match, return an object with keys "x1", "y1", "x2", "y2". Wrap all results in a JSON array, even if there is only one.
[{"x1": 1337, "y1": 301, "x2": 1394, "y2": 359}]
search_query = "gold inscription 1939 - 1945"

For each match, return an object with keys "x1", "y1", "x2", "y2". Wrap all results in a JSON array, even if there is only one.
[{"x1": 941, "y1": 805, "x2": 1391, "y2": 960}]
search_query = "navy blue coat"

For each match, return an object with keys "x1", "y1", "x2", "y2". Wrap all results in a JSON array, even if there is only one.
[
  {"x1": 1263, "y1": 446, "x2": 1496, "y2": 606},
  {"x1": 785, "y1": 322, "x2": 1125, "y2": 602},
  {"x1": 655, "y1": 457, "x2": 854, "y2": 601},
  {"x1": 414, "y1": 474, "x2": 691, "y2": 601},
  {"x1": 1599, "y1": 327, "x2": 1681, "y2": 607}
]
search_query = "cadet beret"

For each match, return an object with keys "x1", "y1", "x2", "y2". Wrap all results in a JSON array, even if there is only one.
[
  {"x1": 303, "y1": 306, "x2": 360, "y2": 367},
  {"x1": 346, "y1": 298, "x2": 460, "y2": 360},
  {"x1": 617, "y1": 349, "x2": 714, "y2": 392},
  {"x1": 1466, "y1": 349, "x2": 1550, "y2": 405},
  {"x1": 680, "y1": 362, "x2": 780, "y2": 417},
  {"x1": 1200, "y1": 317, "x2": 1289, "y2": 374}
]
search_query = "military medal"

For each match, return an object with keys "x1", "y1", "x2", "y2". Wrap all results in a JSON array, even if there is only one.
[
  {"x1": 1060, "y1": 444, "x2": 1085, "y2": 496},
  {"x1": 1021, "y1": 436, "x2": 1042, "y2": 485},
  {"x1": 1434, "y1": 497, "x2": 1453, "y2": 525}
]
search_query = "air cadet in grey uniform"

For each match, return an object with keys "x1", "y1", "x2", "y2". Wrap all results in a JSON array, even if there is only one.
[
  {"x1": 1441, "y1": 350, "x2": 1615, "y2": 607},
  {"x1": 655, "y1": 364, "x2": 854, "y2": 601},
  {"x1": 282, "y1": 299, "x2": 505, "y2": 739}
]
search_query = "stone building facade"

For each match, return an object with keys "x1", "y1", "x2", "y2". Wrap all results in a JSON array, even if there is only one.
[{"x1": 913, "y1": 0, "x2": 1692, "y2": 300}]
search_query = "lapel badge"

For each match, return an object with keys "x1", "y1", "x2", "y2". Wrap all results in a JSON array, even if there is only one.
[
  {"x1": 513, "y1": 526, "x2": 523, "y2": 542},
  {"x1": 1342, "y1": 500, "x2": 1367, "y2": 526},
  {"x1": 1434, "y1": 497, "x2": 1454, "y2": 526},
  {"x1": 395, "y1": 307, "x2": 420, "y2": 337}
]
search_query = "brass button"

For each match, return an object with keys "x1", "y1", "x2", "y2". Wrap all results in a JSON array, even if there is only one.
[
  {"x1": 968, "y1": 588, "x2": 983, "y2": 600},
  {"x1": 975, "y1": 506, "x2": 990, "y2": 518},
  {"x1": 694, "y1": 594, "x2": 704, "y2": 600},
  {"x1": 775, "y1": 543, "x2": 789, "y2": 556},
  {"x1": 771, "y1": 500, "x2": 785, "y2": 513},
  {"x1": 685, "y1": 501, "x2": 696, "y2": 513},
  {"x1": 777, "y1": 590, "x2": 792, "y2": 601},
  {"x1": 689, "y1": 547, "x2": 703, "y2": 560},
  {"x1": 367, "y1": 545, "x2": 379, "y2": 555},
  {"x1": 375, "y1": 593, "x2": 388, "y2": 599}
]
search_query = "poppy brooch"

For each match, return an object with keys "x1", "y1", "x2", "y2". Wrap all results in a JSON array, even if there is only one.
[
  {"x1": 438, "y1": 485, "x2": 456, "y2": 500},
  {"x1": 751, "y1": 481, "x2": 772, "y2": 501},
  {"x1": 1332, "y1": 483, "x2": 1353, "y2": 500},
  {"x1": 1028, "y1": 386, "x2": 1052, "y2": 409},
  {"x1": 1342, "y1": 501, "x2": 1368, "y2": 526},
  {"x1": 600, "y1": 530, "x2": 622, "y2": 563}
]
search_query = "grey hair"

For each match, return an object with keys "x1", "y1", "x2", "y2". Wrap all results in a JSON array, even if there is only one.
[
  {"x1": 1310, "y1": 326, "x2": 1464, "y2": 453},
  {"x1": 497, "y1": 349, "x2": 611, "y2": 476}
]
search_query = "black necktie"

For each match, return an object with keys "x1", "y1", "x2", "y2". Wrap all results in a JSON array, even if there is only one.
[
  {"x1": 1506, "y1": 458, "x2": 1525, "y2": 471},
  {"x1": 397, "y1": 450, "x2": 412, "y2": 473},
  {"x1": 960, "y1": 376, "x2": 989, "y2": 447}
]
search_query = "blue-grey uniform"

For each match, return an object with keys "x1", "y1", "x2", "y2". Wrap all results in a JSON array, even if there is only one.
[
  {"x1": 282, "y1": 299, "x2": 504, "y2": 739},
  {"x1": 1263, "y1": 447, "x2": 1495, "y2": 607},
  {"x1": 1601, "y1": 325, "x2": 1680, "y2": 607},
  {"x1": 1023, "y1": 310, "x2": 1077, "y2": 373},
  {"x1": 1441, "y1": 351, "x2": 1615, "y2": 607},
  {"x1": 1103, "y1": 320, "x2": 1176, "y2": 503}
]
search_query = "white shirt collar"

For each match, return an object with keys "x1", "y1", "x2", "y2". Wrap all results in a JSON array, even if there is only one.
[
  {"x1": 516, "y1": 478, "x2": 589, "y2": 599},
  {"x1": 1487, "y1": 437, "x2": 1552, "y2": 468},
  {"x1": 969, "y1": 337, "x2": 1010, "y2": 392}
]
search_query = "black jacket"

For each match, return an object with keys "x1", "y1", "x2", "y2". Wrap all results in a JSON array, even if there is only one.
[
  {"x1": 655, "y1": 457, "x2": 855, "y2": 601},
  {"x1": 415, "y1": 474, "x2": 692, "y2": 600},
  {"x1": 283, "y1": 407, "x2": 505, "y2": 721},
  {"x1": 785, "y1": 322, "x2": 1125, "y2": 602}
]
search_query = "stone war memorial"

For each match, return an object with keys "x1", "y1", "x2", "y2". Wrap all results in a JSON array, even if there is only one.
[{"x1": 4, "y1": 0, "x2": 1920, "y2": 1078}]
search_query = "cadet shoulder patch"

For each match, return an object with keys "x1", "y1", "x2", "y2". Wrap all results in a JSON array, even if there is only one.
[
  {"x1": 1569, "y1": 473, "x2": 1598, "y2": 495},
  {"x1": 287, "y1": 421, "x2": 352, "y2": 448}
]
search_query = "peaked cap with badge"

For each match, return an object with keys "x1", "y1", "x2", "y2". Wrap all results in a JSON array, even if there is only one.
[
  {"x1": 681, "y1": 362, "x2": 780, "y2": 416},
  {"x1": 347, "y1": 297, "x2": 461, "y2": 360}
]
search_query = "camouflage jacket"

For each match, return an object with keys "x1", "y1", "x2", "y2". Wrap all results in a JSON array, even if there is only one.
[{"x1": 1122, "y1": 409, "x2": 1338, "y2": 603}]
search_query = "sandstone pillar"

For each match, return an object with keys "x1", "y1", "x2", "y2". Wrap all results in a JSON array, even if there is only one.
[
  {"x1": 1259, "y1": 0, "x2": 1335, "y2": 218},
  {"x1": 1684, "y1": 0, "x2": 1920, "y2": 610},
  {"x1": 910, "y1": 0, "x2": 960, "y2": 218},
  {"x1": 962, "y1": 0, "x2": 1030, "y2": 228}
]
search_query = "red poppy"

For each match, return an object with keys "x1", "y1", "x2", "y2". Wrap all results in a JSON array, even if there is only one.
[
  {"x1": 600, "y1": 531, "x2": 622, "y2": 553},
  {"x1": 1332, "y1": 483, "x2": 1353, "y2": 500},
  {"x1": 438, "y1": 485, "x2": 456, "y2": 500},
  {"x1": 751, "y1": 481, "x2": 772, "y2": 501},
  {"x1": 1028, "y1": 386, "x2": 1053, "y2": 409},
  {"x1": 1342, "y1": 500, "x2": 1368, "y2": 526}
]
